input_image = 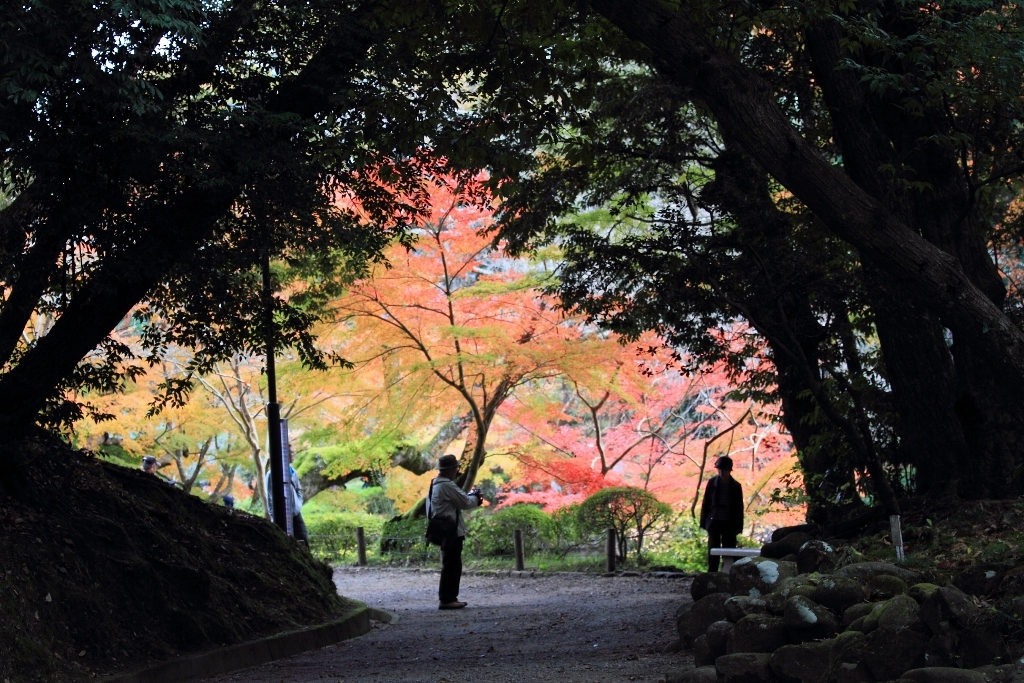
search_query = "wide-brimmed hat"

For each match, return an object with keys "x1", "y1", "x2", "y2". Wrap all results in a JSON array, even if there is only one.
[{"x1": 437, "y1": 454, "x2": 459, "y2": 470}]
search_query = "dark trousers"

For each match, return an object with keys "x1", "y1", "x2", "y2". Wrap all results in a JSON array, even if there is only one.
[
  {"x1": 707, "y1": 520, "x2": 737, "y2": 572},
  {"x1": 293, "y1": 513, "x2": 309, "y2": 544},
  {"x1": 439, "y1": 535, "x2": 464, "y2": 603}
]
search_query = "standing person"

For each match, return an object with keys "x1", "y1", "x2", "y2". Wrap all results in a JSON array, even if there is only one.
[
  {"x1": 427, "y1": 454, "x2": 482, "y2": 610},
  {"x1": 265, "y1": 446, "x2": 310, "y2": 545},
  {"x1": 141, "y1": 455, "x2": 158, "y2": 474},
  {"x1": 699, "y1": 456, "x2": 744, "y2": 572}
]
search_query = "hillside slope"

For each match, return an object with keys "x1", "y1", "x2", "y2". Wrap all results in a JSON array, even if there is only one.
[{"x1": 0, "y1": 433, "x2": 355, "y2": 683}]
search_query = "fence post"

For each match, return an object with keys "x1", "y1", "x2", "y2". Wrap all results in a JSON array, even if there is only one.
[
  {"x1": 513, "y1": 529, "x2": 525, "y2": 571},
  {"x1": 356, "y1": 526, "x2": 367, "y2": 567},
  {"x1": 889, "y1": 515, "x2": 904, "y2": 564},
  {"x1": 606, "y1": 528, "x2": 616, "y2": 573}
]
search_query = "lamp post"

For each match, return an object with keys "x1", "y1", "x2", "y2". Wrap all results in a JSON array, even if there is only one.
[{"x1": 263, "y1": 252, "x2": 288, "y2": 532}]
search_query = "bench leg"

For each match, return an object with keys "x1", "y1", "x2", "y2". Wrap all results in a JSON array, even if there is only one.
[{"x1": 722, "y1": 557, "x2": 735, "y2": 574}]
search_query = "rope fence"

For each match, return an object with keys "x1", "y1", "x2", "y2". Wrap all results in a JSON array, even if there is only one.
[{"x1": 308, "y1": 527, "x2": 617, "y2": 568}]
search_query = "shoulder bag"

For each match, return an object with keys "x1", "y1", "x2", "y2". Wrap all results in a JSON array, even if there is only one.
[{"x1": 424, "y1": 478, "x2": 458, "y2": 546}]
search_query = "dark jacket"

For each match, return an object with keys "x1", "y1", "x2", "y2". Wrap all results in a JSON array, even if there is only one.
[{"x1": 699, "y1": 475, "x2": 744, "y2": 536}]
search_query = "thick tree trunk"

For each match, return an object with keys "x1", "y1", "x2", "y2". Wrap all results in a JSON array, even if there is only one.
[
  {"x1": 587, "y1": 0, "x2": 1024, "y2": 393},
  {"x1": 863, "y1": 269, "x2": 970, "y2": 497},
  {"x1": 702, "y1": 146, "x2": 867, "y2": 521},
  {"x1": 805, "y1": 20, "x2": 1020, "y2": 499},
  {"x1": 0, "y1": 188, "x2": 235, "y2": 437}
]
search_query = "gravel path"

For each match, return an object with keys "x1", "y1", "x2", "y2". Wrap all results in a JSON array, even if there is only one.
[{"x1": 201, "y1": 568, "x2": 694, "y2": 683}]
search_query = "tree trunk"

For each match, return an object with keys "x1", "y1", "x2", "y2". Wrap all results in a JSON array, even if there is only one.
[
  {"x1": 587, "y1": 0, "x2": 1024, "y2": 395},
  {"x1": 0, "y1": 187, "x2": 235, "y2": 438},
  {"x1": 862, "y1": 268, "x2": 969, "y2": 497}
]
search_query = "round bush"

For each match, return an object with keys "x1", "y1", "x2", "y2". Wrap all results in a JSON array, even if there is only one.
[
  {"x1": 577, "y1": 486, "x2": 672, "y2": 562},
  {"x1": 466, "y1": 504, "x2": 550, "y2": 557}
]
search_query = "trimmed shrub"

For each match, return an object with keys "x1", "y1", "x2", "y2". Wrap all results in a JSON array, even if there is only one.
[
  {"x1": 542, "y1": 503, "x2": 589, "y2": 556},
  {"x1": 577, "y1": 486, "x2": 673, "y2": 563},
  {"x1": 466, "y1": 504, "x2": 550, "y2": 557},
  {"x1": 379, "y1": 515, "x2": 428, "y2": 556},
  {"x1": 305, "y1": 511, "x2": 383, "y2": 562}
]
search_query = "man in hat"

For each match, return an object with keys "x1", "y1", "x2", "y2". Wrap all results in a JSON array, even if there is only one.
[
  {"x1": 699, "y1": 455, "x2": 744, "y2": 572},
  {"x1": 427, "y1": 454, "x2": 483, "y2": 610}
]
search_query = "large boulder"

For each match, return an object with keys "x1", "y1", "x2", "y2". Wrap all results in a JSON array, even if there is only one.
[
  {"x1": 862, "y1": 595, "x2": 923, "y2": 633},
  {"x1": 771, "y1": 524, "x2": 821, "y2": 543},
  {"x1": 729, "y1": 613, "x2": 789, "y2": 654},
  {"x1": 726, "y1": 596, "x2": 769, "y2": 623},
  {"x1": 903, "y1": 668, "x2": 991, "y2": 683},
  {"x1": 694, "y1": 634, "x2": 714, "y2": 667},
  {"x1": 830, "y1": 633, "x2": 874, "y2": 683},
  {"x1": 783, "y1": 595, "x2": 840, "y2": 642},
  {"x1": 953, "y1": 564, "x2": 1010, "y2": 598},
  {"x1": 973, "y1": 663, "x2": 1024, "y2": 683},
  {"x1": 770, "y1": 641, "x2": 833, "y2": 683},
  {"x1": 859, "y1": 626, "x2": 929, "y2": 681},
  {"x1": 797, "y1": 540, "x2": 838, "y2": 575},
  {"x1": 833, "y1": 562, "x2": 919, "y2": 583},
  {"x1": 833, "y1": 662, "x2": 873, "y2": 683},
  {"x1": 732, "y1": 558, "x2": 798, "y2": 598},
  {"x1": 920, "y1": 586, "x2": 980, "y2": 635},
  {"x1": 842, "y1": 602, "x2": 881, "y2": 628},
  {"x1": 813, "y1": 577, "x2": 867, "y2": 614},
  {"x1": 908, "y1": 583, "x2": 941, "y2": 604},
  {"x1": 706, "y1": 620, "x2": 735, "y2": 662},
  {"x1": 762, "y1": 533, "x2": 816, "y2": 560},
  {"x1": 676, "y1": 603, "x2": 695, "y2": 647},
  {"x1": 693, "y1": 572, "x2": 733, "y2": 601},
  {"x1": 679, "y1": 592, "x2": 733, "y2": 643},
  {"x1": 764, "y1": 592, "x2": 788, "y2": 616},
  {"x1": 668, "y1": 666, "x2": 720, "y2": 683},
  {"x1": 867, "y1": 574, "x2": 908, "y2": 600},
  {"x1": 957, "y1": 626, "x2": 1007, "y2": 668},
  {"x1": 775, "y1": 576, "x2": 821, "y2": 600},
  {"x1": 829, "y1": 630, "x2": 868, "y2": 665},
  {"x1": 717, "y1": 653, "x2": 775, "y2": 683}
]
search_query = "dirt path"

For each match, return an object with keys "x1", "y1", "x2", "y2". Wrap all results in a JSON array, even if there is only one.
[{"x1": 201, "y1": 568, "x2": 694, "y2": 683}]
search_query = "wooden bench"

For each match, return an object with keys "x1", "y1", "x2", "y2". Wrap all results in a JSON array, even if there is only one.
[{"x1": 710, "y1": 547, "x2": 761, "y2": 573}]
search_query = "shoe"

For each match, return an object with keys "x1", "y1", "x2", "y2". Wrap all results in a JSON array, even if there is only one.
[{"x1": 439, "y1": 601, "x2": 467, "y2": 610}]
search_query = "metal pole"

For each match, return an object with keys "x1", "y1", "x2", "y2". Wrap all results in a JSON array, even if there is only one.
[
  {"x1": 606, "y1": 528, "x2": 616, "y2": 572},
  {"x1": 356, "y1": 527, "x2": 367, "y2": 567},
  {"x1": 513, "y1": 529, "x2": 525, "y2": 571},
  {"x1": 263, "y1": 254, "x2": 287, "y2": 533}
]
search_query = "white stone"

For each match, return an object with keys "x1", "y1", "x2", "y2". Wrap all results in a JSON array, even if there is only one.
[
  {"x1": 757, "y1": 560, "x2": 780, "y2": 584},
  {"x1": 794, "y1": 602, "x2": 818, "y2": 624}
]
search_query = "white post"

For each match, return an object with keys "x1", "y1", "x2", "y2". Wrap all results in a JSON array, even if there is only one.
[{"x1": 889, "y1": 515, "x2": 904, "y2": 564}]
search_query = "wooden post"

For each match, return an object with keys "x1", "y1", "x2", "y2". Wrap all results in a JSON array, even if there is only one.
[
  {"x1": 606, "y1": 528, "x2": 616, "y2": 572},
  {"x1": 889, "y1": 515, "x2": 904, "y2": 564},
  {"x1": 356, "y1": 526, "x2": 367, "y2": 567},
  {"x1": 513, "y1": 529, "x2": 525, "y2": 571}
]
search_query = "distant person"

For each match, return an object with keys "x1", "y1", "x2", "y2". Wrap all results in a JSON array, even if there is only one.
[
  {"x1": 265, "y1": 449, "x2": 309, "y2": 545},
  {"x1": 141, "y1": 455, "x2": 158, "y2": 474},
  {"x1": 223, "y1": 495, "x2": 235, "y2": 511},
  {"x1": 699, "y1": 456, "x2": 744, "y2": 572},
  {"x1": 426, "y1": 454, "x2": 482, "y2": 610}
]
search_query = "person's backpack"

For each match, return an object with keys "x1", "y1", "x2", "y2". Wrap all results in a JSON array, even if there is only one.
[{"x1": 424, "y1": 479, "x2": 458, "y2": 546}]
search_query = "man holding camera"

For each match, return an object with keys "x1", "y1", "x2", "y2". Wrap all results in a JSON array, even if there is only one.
[{"x1": 427, "y1": 454, "x2": 483, "y2": 610}]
